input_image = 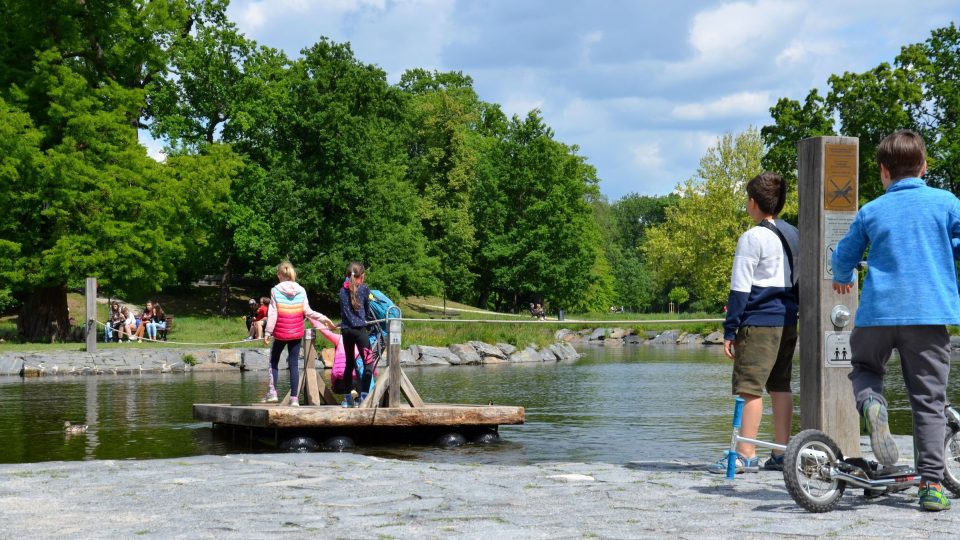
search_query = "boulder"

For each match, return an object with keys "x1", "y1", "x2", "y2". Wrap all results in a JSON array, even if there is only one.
[
  {"x1": 398, "y1": 349, "x2": 414, "y2": 366},
  {"x1": 649, "y1": 330, "x2": 680, "y2": 344},
  {"x1": 703, "y1": 331, "x2": 725, "y2": 345},
  {"x1": 539, "y1": 348, "x2": 558, "y2": 362},
  {"x1": 417, "y1": 353, "x2": 453, "y2": 366},
  {"x1": 563, "y1": 333, "x2": 581, "y2": 343},
  {"x1": 577, "y1": 329, "x2": 593, "y2": 336},
  {"x1": 497, "y1": 343, "x2": 517, "y2": 356},
  {"x1": 951, "y1": 335, "x2": 960, "y2": 350},
  {"x1": 482, "y1": 356, "x2": 509, "y2": 364},
  {"x1": 588, "y1": 328, "x2": 608, "y2": 341},
  {"x1": 449, "y1": 343, "x2": 482, "y2": 365},
  {"x1": 554, "y1": 329, "x2": 575, "y2": 342},
  {"x1": 419, "y1": 345, "x2": 461, "y2": 365},
  {"x1": 623, "y1": 335, "x2": 645, "y2": 345},
  {"x1": 510, "y1": 347, "x2": 541, "y2": 363},
  {"x1": 550, "y1": 342, "x2": 580, "y2": 361},
  {"x1": 644, "y1": 330, "x2": 659, "y2": 339},
  {"x1": 469, "y1": 341, "x2": 507, "y2": 359},
  {"x1": 607, "y1": 328, "x2": 627, "y2": 340},
  {"x1": 677, "y1": 333, "x2": 702, "y2": 345}
]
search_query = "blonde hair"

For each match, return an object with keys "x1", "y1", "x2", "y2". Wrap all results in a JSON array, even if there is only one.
[{"x1": 277, "y1": 261, "x2": 297, "y2": 282}]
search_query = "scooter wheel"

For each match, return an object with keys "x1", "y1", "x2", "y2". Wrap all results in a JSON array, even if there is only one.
[
  {"x1": 943, "y1": 428, "x2": 960, "y2": 496},
  {"x1": 783, "y1": 429, "x2": 846, "y2": 513}
]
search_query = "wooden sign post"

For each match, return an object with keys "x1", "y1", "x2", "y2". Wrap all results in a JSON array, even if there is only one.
[
  {"x1": 797, "y1": 136, "x2": 861, "y2": 457},
  {"x1": 85, "y1": 277, "x2": 97, "y2": 353}
]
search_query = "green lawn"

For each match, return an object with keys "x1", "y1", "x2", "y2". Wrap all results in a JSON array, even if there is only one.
[{"x1": 0, "y1": 288, "x2": 725, "y2": 351}]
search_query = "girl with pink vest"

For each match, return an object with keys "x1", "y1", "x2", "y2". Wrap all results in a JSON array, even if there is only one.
[{"x1": 262, "y1": 261, "x2": 336, "y2": 406}]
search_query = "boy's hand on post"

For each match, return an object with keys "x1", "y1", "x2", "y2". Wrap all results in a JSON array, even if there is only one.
[
  {"x1": 263, "y1": 335, "x2": 271, "y2": 346},
  {"x1": 832, "y1": 281, "x2": 853, "y2": 294},
  {"x1": 723, "y1": 339, "x2": 736, "y2": 359}
]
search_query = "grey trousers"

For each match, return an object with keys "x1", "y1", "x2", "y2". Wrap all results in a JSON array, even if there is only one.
[{"x1": 849, "y1": 325, "x2": 951, "y2": 480}]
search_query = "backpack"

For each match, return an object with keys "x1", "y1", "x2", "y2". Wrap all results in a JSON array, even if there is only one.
[{"x1": 367, "y1": 289, "x2": 399, "y2": 335}]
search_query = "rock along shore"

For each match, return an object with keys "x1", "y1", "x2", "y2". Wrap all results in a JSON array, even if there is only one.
[
  {"x1": 0, "y1": 340, "x2": 582, "y2": 377},
  {"x1": 0, "y1": 436, "x2": 955, "y2": 539}
]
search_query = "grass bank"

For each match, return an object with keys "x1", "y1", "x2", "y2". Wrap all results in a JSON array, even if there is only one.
[{"x1": 0, "y1": 290, "x2": 724, "y2": 352}]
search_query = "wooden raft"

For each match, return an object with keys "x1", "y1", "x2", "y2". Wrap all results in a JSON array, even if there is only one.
[{"x1": 194, "y1": 323, "x2": 524, "y2": 430}]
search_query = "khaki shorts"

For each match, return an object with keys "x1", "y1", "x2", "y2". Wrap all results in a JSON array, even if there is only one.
[{"x1": 731, "y1": 325, "x2": 797, "y2": 396}]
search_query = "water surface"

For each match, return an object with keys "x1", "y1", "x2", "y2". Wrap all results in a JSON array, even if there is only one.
[{"x1": 0, "y1": 345, "x2": 947, "y2": 465}]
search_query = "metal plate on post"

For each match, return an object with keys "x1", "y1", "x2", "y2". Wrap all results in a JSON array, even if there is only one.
[
  {"x1": 823, "y1": 213, "x2": 855, "y2": 279},
  {"x1": 824, "y1": 331, "x2": 852, "y2": 367},
  {"x1": 389, "y1": 319, "x2": 402, "y2": 345}
]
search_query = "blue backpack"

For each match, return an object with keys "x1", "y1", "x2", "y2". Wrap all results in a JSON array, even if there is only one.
[{"x1": 367, "y1": 289, "x2": 399, "y2": 335}]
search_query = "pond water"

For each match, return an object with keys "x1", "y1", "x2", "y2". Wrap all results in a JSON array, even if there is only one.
[{"x1": 0, "y1": 345, "x2": 950, "y2": 465}]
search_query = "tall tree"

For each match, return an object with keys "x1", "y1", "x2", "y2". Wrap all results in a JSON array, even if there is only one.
[
  {"x1": 0, "y1": 0, "x2": 210, "y2": 340},
  {"x1": 475, "y1": 110, "x2": 612, "y2": 312},
  {"x1": 643, "y1": 129, "x2": 763, "y2": 310},
  {"x1": 399, "y1": 70, "x2": 479, "y2": 301}
]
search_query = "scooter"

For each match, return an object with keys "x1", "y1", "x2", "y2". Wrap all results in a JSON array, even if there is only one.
[
  {"x1": 724, "y1": 398, "x2": 960, "y2": 512},
  {"x1": 781, "y1": 403, "x2": 960, "y2": 512}
]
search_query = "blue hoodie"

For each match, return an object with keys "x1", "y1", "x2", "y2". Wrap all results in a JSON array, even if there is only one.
[{"x1": 832, "y1": 178, "x2": 960, "y2": 326}]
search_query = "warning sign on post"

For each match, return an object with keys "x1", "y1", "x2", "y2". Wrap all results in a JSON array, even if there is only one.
[
  {"x1": 824, "y1": 144, "x2": 858, "y2": 211},
  {"x1": 824, "y1": 331, "x2": 852, "y2": 367},
  {"x1": 823, "y1": 213, "x2": 855, "y2": 279}
]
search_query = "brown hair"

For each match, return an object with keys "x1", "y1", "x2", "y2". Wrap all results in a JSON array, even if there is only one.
[
  {"x1": 346, "y1": 261, "x2": 365, "y2": 311},
  {"x1": 746, "y1": 171, "x2": 787, "y2": 215},
  {"x1": 259, "y1": 296, "x2": 269, "y2": 306},
  {"x1": 877, "y1": 129, "x2": 926, "y2": 181},
  {"x1": 152, "y1": 302, "x2": 165, "y2": 319}
]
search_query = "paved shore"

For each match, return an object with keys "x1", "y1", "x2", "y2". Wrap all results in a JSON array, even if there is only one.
[{"x1": 1, "y1": 436, "x2": 958, "y2": 539}]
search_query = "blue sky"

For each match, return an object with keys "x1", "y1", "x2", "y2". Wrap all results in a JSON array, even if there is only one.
[{"x1": 142, "y1": 0, "x2": 959, "y2": 200}]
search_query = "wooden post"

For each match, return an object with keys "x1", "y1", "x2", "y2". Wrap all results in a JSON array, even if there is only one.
[
  {"x1": 85, "y1": 277, "x2": 97, "y2": 353},
  {"x1": 797, "y1": 136, "x2": 860, "y2": 457},
  {"x1": 387, "y1": 318, "x2": 402, "y2": 408},
  {"x1": 282, "y1": 328, "x2": 338, "y2": 406}
]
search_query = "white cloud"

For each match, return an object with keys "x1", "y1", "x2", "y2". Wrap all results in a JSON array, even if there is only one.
[
  {"x1": 631, "y1": 142, "x2": 664, "y2": 170},
  {"x1": 671, "y1": 91, "x2": 771, "y2": 121},
  {"x1": 502, "y1": 97, "x2": 545, "y2": 119},
  {"x1": 688, "y1": 0, "x2": 803, "y2": 63}
]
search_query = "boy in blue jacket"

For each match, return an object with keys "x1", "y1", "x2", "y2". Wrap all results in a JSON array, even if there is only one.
[{"x1": 832, "y1": 130, "x2": 960, "y2": 512}]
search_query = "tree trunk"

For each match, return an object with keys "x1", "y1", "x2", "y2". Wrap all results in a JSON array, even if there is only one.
[
  {"x1": 17, "y1": 284, "x2": 70, "y2": 342},
  {"x1": 218, "y1": 255, "x2": 232, "y2": 317}
]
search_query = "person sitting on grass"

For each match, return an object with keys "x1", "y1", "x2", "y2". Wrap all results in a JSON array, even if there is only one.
[{"x1": 707, "y1": 171, "x2": 798, "y2": 475}]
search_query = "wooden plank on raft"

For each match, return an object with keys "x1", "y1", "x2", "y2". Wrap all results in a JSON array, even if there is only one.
[
  {"x1": 399, "y1": 370, "x2": 425, "y2": 408},
  {"x1": 193, "y1": 403, "x2": 525, "y2": 429}
]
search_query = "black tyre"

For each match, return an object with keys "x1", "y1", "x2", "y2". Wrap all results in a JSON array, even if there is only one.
[
  {"x1": 782, "y1": 429, "x2": 846, "y2": 513},
  {"x1": 943, "y1": 427, "x2": 960, "y2": 496}
]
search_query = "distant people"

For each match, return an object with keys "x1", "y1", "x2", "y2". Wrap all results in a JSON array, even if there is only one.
[
  {"x1": 534, "y1": 303, "x2": 546, "y2": 321},
  {"x1": 339, "y1": 261, "x2": 374, "y2": 405},
  {"x1": 132, "y1": 301, "x2": 154, "y2": 342},
  {"x1": 708, "y1": 171, "x2": 798, "y2": 475},
  {"x1": 262, "y1": 261, "x2": 337, "y2": 406},
  {"x1": 106, "y1": 302, "x2": 124, "y2": 342},
  {"x1": 832, "y1": 130, "x2": 959, "y2": 511},
  {"x1": 245, "y1": 297, "x2": 269, "y2": 341},
  {"x1": 121, "y1": 306, "x2": 137, "y2": 342},
  {"x1": 244, "y1": 298, "x2": 258, "y2": 332},
  {"x1": 529, "y1": 303, "x2": 537, "y2": 318},
  {"x1": 146, "y1": 302, "x2": 167, "y2": 341}
]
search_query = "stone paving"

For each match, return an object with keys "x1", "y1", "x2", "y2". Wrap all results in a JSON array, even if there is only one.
[{"x1": 1, "y1": 437, "x2": 958, "y2": 539}]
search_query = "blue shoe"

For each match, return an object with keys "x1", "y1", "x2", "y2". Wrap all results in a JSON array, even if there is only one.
[
  {"x1": 342, "y1": 394, "x2": 355, "y2": 408},
  {"x1": 706, "y1": 453, "x2": 759, "y2": 474}
]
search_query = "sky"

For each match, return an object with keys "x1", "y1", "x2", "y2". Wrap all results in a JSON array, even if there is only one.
[{"x1": 143, "y1": 0, "x2": 959, "y2": 200}]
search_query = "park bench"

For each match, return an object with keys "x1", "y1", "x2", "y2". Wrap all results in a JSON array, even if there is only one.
[{"x1": 158, "y1": 316, "x2": 174, "y2": 341}]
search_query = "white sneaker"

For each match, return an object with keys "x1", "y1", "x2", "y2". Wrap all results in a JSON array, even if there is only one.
[
  {"x1": 261, "y1": 391, "x2": 279, "y2": 403},
  {"x1": 289, "y1": 397, "x2": 300, "y2": 407}
]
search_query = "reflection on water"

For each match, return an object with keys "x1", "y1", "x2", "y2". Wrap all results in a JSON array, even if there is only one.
[{"x1": 0, "y1": 345, "x2": 953, "y2": 465}]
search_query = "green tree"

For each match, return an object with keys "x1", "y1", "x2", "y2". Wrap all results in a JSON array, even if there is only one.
[
  {"x1": 643, "y1": 129, "x2": 763, "y2": 309},
  {"x1": 399, "y1": 70, "x2": 479, "y2": 300},
  {"x1": 474, "y1": 110, "x2": 612, "y2": 312},
  {"x1": 668, "y1": 286, "x2": 689, "y2": 310},
  {"x1": 260, "y1": 39, "x2": 438, "y2": 300},
  {"x1": 0, "y1": 0, "x2": 218, "y2": 340}
]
